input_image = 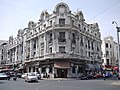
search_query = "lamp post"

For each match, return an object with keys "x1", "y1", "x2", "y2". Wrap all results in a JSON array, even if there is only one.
[{"x1": 112, "y1": 21, "x2": 120, "y2": 75}]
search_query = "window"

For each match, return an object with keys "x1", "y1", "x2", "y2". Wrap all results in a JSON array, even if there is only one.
[
  {"x1": 80, "y1": 35, "x2": 84, "y2": 46},
  {"x1": 29, "y1": 67, "x2": 31, "y2": 72},
  {"x1": 106, "y1": 51, "x2": 109, "y2": 56},
  {"x1": 72, "y1": 20, "x2": 74, "y2": 26},
  {"x1": 1, "y1": 56, "x2": 3, "y2": 60},
  {"x1": 95, "y1": 33, "x2": 96, "y2": 37},
  {"x1": 49, "y1": 33, "x2": 52, "y2": 43},
  {"x1": 88, "y1": 40, "x2": 90, "y2": 49},
  {"x1": 91, "y1": 41, "x2": 94, "y2": 50},
  {"x1": 41, "y1": 35, "x2": 44, "y2": 38},
  {"x1": 97, "y1": 46, "x2": 99, "y2": 51},
  {"x1": 50, "y1": 20, "x2": 52, "y2": 26},
  {"x1": 59, "y1": 19, "x2": 65, "y2": 27},
  {"x1": 33, "y1": 66, "x2": 35, "y2": 72},
  {"x1": 41, "y1": 42, "x2": 44, "y2": 48},
  {"x1": 87, "y1": 29, "x2": 89, "y2": 32},
  {"x1": 106, "y1": 43, "x2": 108, "y2": 48},
  {"x1": 72, "y1": 47, "x2": 75, "y2": 52},
  {"x1": 33, "y1": 40, "x2": 36, "y2": 49},
  {"x1": 110, "y1": 44, "x2": 112, "y2": 48},
  {"x1": 38, "y1": 27, "x2": 40, "y2": 31},
  {"x1": 2, "y1": 49, "x2": 3, "y2": 54},
  {"x1": 80, "y1": 49, "x2": 83, "y2": 56},
  {"x1": 44, "y1": 24, "x2": 46, "y2": 28},
  {"x1": 41, "y1": 49, "x2": 44, "y2": 55},
  {"x1": 72, "y1": 33, "x2": 76, "y2": 43},
  {"x1": 59, "y1": 46, "x2": 65, "y2": 53},
  {"x1": 106, "y1": 59, "x2": 109, "y2": 65},
  {"x1": 42, "y1": 67, "x2": 46, "y2": 73},
  {"x1": 78, "y1": 24, "x2": 80, "y2": 29},
  {"x1": 72, "y1": 66, "x2": 76, "y2": 73},
  {"x1": 84, "y1": 27, "x2": 86, "y2": 31},
  {"x1": 58, "y1": 32, "x2": 66, "y2": 42},
  {"x1": 89, "y1": 52, "x2": 90, "y2": 57},
  {"x1": 49, "y1": 47, "x2": 52, "y2": 53},
  {"x1": 78, "y1": 67, "x2": 83, "y2": 73},
  {"x1": 49, "y1": 67, "x2": 53, "y2": 73}
]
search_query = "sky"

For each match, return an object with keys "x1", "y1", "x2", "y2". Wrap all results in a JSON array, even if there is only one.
[{"x1": 0, "y1": 0, "x2": 120, "y2": 41}]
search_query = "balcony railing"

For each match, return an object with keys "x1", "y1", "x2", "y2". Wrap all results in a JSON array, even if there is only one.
[
  {"x1": 24, "y1": 52, "x2": 95, "y2": 62},
  {"x1": 58, "y1": 38, "x2": 66, "y2": 43},
  {"x1": 44, "y1": 53, "x2": 86, "y2": 60},
  {"x1": 54, "y1": 24, "x2": 70, "y2": 29}
]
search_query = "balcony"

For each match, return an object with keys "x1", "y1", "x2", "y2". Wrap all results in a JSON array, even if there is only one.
[
  {"x1": 24, "y1": 52, "x2": 92, "y2": 63},
  {"x1": 54, "y1": 24, "x2": 70, "y2": 29},
  {"x1": 71, "y1": 25, "x2": 78, "y2": 30},
  {"x1": 58, "y1": 38, "x2": 66, "y2": 43}
]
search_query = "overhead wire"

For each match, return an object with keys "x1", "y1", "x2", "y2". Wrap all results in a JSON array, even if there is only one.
[{"x1": 87, "y1": 0, "x2": 120, "y2": 22}]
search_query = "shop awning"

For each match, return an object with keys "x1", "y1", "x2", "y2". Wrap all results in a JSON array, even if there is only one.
[
  {"x1": 0, "y1": 68, "x2": 13, "y2": 72},
  {"x1": 93, "y1": 63, "x2": 101, "y2": 70},
  {"x1": 54, "y1": 61, "x2": 70, "y2": 69},
  {"x1": 85, "y1": 64, "x2": 95, "y2": 70}
]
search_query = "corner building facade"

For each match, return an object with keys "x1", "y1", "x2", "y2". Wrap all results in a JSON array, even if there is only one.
[{"x1": 12, "y1": 2, "x2": 102, "y2": 78}]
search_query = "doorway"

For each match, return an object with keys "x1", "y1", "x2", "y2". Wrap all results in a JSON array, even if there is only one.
[{"x1": 57, "y1": 69, "x2": 67, "y2": 78}]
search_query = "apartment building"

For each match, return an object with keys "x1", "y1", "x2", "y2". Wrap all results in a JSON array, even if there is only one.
[
  {"x1": 102, "y1": 36, "x2": 119, "y2": 71},
  {"x1": 0, "y1": 2, "x2": 102, "y2": 78}
]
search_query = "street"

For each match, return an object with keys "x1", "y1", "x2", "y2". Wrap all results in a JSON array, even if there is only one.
[{"x1": 0, "y1": 78, "x2": 120, "y2": 90}]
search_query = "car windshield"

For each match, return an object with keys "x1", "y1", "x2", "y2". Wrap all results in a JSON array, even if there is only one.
[{"x1": 28, "y1": 73, "x2": 35, "y2": 76}]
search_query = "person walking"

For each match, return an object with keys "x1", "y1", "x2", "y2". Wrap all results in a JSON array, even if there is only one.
[{"x1": 103, "y1": 73, "x2": 106, "y2": 80}]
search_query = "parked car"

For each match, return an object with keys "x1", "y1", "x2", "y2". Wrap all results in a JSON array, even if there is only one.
[
  {"x1": 0, "y1": 73, "x2": 8, "y2": 80},
  {"x1": 25, "y1": 73, "x2": 38, "y2": 82},
  {"x1": 93, "y1": 74, "x2": 103, "y2": 79},
  {"x1": 118, "y1": 75, "x2": 120, "y2": 80},
  {"x1": 86, "y1": 74, "x2": 94, "y2": 79},
  {"x1": 79, "y1": 74, "x2": 93, "y2": 80},
  {"x1": 21, "y1": 73, "x2": 27, "y2": 79},
  {"x1": 79, "y1": 75, "x2": 88, "y2": 80},
  {"x1": 17, "y1": 73, "x2": 22, "y2": 78},
  {"x1": 33, "y1": 72, "x2": 41, "y2": 79}
]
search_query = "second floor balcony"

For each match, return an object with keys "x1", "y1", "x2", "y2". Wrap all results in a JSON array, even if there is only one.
[{"x1": 25, "y1": 52, "x2": 92, "y2": 62}]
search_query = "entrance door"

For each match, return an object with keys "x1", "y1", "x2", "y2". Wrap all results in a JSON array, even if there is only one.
[{"x1": 57, "y1": 69, "x2": 67, "y2": 78}]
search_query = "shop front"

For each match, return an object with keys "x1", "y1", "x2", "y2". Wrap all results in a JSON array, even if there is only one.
[{"x1": 54, "y1": 60, "x2": 70, "y2": 78}]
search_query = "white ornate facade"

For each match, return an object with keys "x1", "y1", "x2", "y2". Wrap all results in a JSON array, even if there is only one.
[
  {"x1": 0, "y1": 2, "x2": 102, "y2": 78},
  {"x1": 102, "y1": 36, "x2": 118, "y2": 71}
]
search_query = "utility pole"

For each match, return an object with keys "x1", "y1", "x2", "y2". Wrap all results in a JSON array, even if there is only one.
[{"x1": 112, "y1": 21, "x2": 120, "y2": 76}]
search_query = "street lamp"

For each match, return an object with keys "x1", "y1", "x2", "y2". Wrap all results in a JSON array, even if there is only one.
[{"x1": 112, "y1": 21, "x2": 120, "y2": 75}]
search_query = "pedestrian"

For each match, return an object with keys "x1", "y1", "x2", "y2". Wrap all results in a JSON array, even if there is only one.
[{"x1": 103, "y1": 73, "x2": 106, "y2": 80}]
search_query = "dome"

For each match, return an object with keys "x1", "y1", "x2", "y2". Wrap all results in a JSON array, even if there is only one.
[{"x1": 54, "y1": 2, "x2": 71, "y2": 13}]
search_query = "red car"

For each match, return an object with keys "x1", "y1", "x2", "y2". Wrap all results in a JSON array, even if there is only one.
[{"x1": 93, "y1": 74, "x2": 103, "y2": 79}]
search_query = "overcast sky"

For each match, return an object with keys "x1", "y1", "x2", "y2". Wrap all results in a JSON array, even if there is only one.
[{"x1": 0, "y1": 0, "x2": 120, "y2": 41}]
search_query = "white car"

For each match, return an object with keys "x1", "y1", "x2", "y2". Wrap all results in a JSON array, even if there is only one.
[
  {"x1": 33, "y1": 72, "x2": 41, "y2": 79},
  {"x1": 21, "y1": 73, "x2": 27, "y2": 79},
  {"x1": 0, "y1": 73, "x2": 8, "y2": 80},
  {"x1": 25, "y1": 73, "x2": 38, "y2": 82}
]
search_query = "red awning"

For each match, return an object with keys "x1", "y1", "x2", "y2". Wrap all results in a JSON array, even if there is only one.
[{"x1": 54, "y1": 61, "x2": 70, "y2": 69}]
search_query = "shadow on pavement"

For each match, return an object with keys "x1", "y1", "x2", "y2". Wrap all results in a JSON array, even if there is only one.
[{"x1": 0, "y1": 81, "x2": 6, "y2": 84}]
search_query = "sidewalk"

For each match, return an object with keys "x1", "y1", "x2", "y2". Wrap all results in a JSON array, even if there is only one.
[
  {"x1": 41, "y1": 78, "x2": 74, "y2": 81},
  {"x1": 111, "y1": 81, "x2": 120, "y2": 86}
]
